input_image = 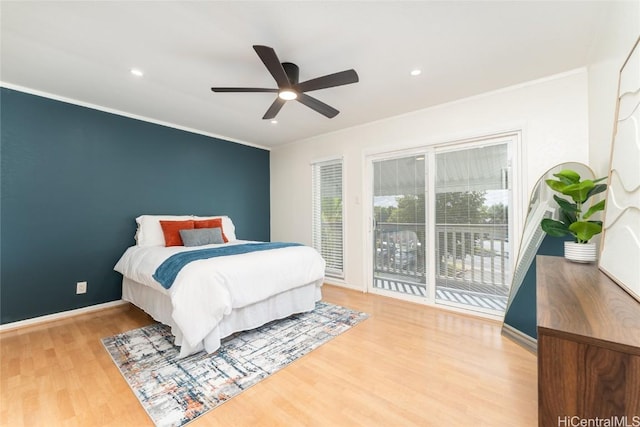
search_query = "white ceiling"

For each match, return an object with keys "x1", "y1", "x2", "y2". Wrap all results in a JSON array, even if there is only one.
[{"x1": 1, "y1": 1, "x2": 611, "y2": 149}]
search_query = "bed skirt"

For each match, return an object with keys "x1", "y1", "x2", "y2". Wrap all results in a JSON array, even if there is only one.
[{"x1": 122, "y1": 277, "x2": 322, "y2": 357}]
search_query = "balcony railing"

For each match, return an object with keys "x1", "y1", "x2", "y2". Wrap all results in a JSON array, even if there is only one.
[{"x1": 374, "y1": 222, "x2": 510, "y2": 298}]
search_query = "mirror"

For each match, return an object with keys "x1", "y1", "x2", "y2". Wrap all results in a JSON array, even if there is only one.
[{"x1": 502, "y1": 162, "x2": 595, "y2": 350}]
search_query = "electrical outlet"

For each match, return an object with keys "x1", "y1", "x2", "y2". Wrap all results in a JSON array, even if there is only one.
[{"x1": 76, "y1": 281, "x2": 87, "y2": 294}]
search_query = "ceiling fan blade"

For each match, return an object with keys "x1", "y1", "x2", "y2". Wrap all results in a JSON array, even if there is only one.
[
  {"x1": 211, "y1": 87, "x2": 278, "y2": 93},
  {"x1": 262, "y1": 97, "x2": 286, "y2": 120},
  {"x1": 297, "y1": 93, "x2": 339, "y2": 118},
  {"x1": 297, "y1": 69, "x2": 359, "y2": 92},
  {"x1": 253, "y1": 45, "x2": 291, "y2": 89}
]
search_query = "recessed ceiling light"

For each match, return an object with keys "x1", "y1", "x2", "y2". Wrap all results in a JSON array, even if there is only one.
[
  {"x1": 410, "y1": 69, "x2": 422, "y2": 76},
  {"x1": 130, "y1": 68, "x2": 144, "y2": 77},
  {"x1": 270, "y1": 120, "x2": 278, "y2": 124}
]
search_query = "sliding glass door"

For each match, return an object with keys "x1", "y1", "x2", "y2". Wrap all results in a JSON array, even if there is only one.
[
  {"x1": 368, "y1": 135, "x2": 515, "y2": 316},
  {"x1": 372, "y1": 155, "x2": 427, "y2": 298},
  {"x1": 433, "y1": 142, "x2": 512, "y2": 314}
]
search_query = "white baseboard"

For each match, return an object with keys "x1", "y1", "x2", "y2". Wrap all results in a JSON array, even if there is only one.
[
  {"x1": 501, "y1": 323, "x2": 537, "y2": 353},
  {"x1": 0, "y1": 300, "x2": 128, "y2": 332}
]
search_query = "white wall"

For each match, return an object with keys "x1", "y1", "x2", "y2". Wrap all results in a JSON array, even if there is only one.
[
  {"x1": 587, "y1": 0, "x2": 639, "y2": 177},
  {"x1": 271, "y1": 70, "x2": 589, "y2": 291}
]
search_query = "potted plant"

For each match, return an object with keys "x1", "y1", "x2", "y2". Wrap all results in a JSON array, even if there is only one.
[{"x1": 540, "y1": 169, "x2": 608, "y2": 262}]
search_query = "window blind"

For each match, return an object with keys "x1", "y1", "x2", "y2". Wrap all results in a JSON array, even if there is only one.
[{"x1": 312, "y1": 159, "x2": 344, "y2": 278}]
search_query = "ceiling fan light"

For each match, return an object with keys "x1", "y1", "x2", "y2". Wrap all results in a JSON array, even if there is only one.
[{"x1": 278, "y1": 90, "x2": 297, "y2": 101}]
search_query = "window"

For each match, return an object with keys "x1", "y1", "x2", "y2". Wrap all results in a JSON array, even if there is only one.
[{"x1": 312, "y1": 158, "x2": 344, "y2": 278}]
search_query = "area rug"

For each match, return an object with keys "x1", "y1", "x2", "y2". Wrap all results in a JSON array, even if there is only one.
[{"x1": 101, "y1": 301, "x2": 368, "y2": 427}]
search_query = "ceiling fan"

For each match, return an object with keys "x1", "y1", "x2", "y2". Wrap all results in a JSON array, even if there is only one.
[{"x1": 211, "y1": 45, "x2": 359, "y2": 120}]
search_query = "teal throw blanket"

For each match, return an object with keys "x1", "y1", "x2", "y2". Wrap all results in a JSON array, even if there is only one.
[{"x1": 153, "y1": 242, "x2": 303, "y2": 289}]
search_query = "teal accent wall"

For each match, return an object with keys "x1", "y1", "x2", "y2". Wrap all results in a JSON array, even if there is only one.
[
  {"x1": 503, "y1": 234, "x2": 571, "y2": 339},
  {"x1": 0, "y1": 87, "x2": 270, "y2": 324}
]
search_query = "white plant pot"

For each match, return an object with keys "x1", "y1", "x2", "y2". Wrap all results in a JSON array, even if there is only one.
[{"x1": 564, "y1": 241, "x2": 597, "y2": 263}]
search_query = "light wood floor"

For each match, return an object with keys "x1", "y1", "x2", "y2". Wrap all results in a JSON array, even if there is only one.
[{"x1": 0, "y1": 285, "x2": 538, "y2": 426}]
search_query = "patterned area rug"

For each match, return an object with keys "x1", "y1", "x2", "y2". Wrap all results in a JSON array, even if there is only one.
[{"x1": 101, "y1": 301, "x2": 368, "y2": 427}]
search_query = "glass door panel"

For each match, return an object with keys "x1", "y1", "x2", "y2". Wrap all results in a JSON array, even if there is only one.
[
  {"x1": 372, "y1": 155, "x2": 427, "y2": 297},
  {"x1": 434, "y1": 143, "x2": 511, "y2": 314}
]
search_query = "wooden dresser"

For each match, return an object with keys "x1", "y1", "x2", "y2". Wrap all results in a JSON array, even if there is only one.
[{"x1": 536, "y1": 255, "x2": 640, "y2": 426}]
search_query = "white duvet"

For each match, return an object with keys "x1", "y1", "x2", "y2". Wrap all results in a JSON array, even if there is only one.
[{"x1": 114, "y1": 240, "x2": 325, "y2": 349}]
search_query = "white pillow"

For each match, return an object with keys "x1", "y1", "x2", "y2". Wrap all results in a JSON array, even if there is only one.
[
  {"x1": 135, "y1": 215, "x2": 193, "y2": 247},
  {"x1": 192, "y1": 215, "x2": 236, "y2": 241},
  {"x1": 135, "y1": 214, "x2": 237, "y2": 246}
]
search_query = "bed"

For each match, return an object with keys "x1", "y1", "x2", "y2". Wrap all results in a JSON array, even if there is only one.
[{"x1": 114, "y1": 215, "x2": 325, "y2": 358}]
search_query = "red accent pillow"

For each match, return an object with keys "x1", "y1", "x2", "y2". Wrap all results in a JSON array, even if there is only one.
[
  {"x1": 159, "y1": 220, "x2": 194, "y2": 246},
  {"x1": 194, "y1": 218, "x2": 228, "y2": 242}
]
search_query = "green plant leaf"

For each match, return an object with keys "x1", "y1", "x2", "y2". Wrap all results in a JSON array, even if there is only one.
[
  {"x1": 583, "y1": 199, "x2": 606, "y2": 219},
  {"x1": 586, "y1": 183, "x2": 607, "y2": 200},
  {"x1": 553, "y1": 195, "x2": 578, "y2": 213},
  {"x1": 568, "y1": 221, "x2": 602, "y2": 242},
  {"x1": 559, "y1": 208, "x2": 576, "y2": 226},
  {"x1": 541, "y1": 218, "x2": 571, "y2": 237},
  {"x1": 545, "y1": 179, "x2": 569, "y2": 193},
  {"x1": 553, "y1": 169, "x2": 581, "y2": 184},
  {"x1": 561, "y1": 180, "x2": 595, "y2": 203}
]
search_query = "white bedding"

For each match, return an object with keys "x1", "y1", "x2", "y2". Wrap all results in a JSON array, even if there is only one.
[
  {"x1": 114, "y1": 240, "x2": 325, "y2": 354},
  {"x1": 122, "y1": 277, "x2": 321, "y2": 357}
]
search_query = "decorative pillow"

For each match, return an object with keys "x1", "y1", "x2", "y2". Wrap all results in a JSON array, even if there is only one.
[
  {"x1": 159, "y1": 220, "x2": 194, "y2": 247},
  {"x1": 135, "y1": 214, "x2": 236, "y2": 246},
  {"x1": 179, "y1": 227, "x2": 225, "y2": 247},
  {"x1": 192, "y1": 215, "x2": 236, "y2": 241},
  {"x1": 193, "y1": 218, "x2": 229, "y2": 242},
  {"x1": 135, "y1": 215, "x2": 193, "y2": 247}
]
